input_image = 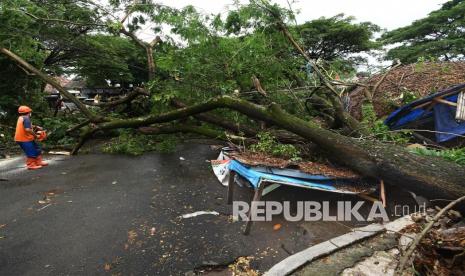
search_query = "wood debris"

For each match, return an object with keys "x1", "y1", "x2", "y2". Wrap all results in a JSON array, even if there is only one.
[{"x1": 401, "y1": 210, "x2": 465, "y2": 275}]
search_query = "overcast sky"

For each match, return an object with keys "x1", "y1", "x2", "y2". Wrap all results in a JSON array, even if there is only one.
[{"x1": 158, "y1": 0, "x2": 448, "y2": 31}]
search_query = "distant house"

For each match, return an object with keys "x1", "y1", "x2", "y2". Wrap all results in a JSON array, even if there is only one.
[
  {"x1": 44, "y1": 77, "x2": 130, "y2": 98},
  {"x1": 43, "y1": 76, "x2": 75, "y2": 94},
  {"x1": 80, "y1": 87, "x2": 129, "y2": 99}
]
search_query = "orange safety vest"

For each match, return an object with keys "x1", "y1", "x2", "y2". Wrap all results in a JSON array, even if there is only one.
[{"x1": 14, "y1": 116, "x2": 35, "y2": 142}]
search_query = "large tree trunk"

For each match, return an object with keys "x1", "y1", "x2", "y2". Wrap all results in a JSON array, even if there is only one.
[{"x1": 89, "y1": 96, "x2": 465, "y2": 200}]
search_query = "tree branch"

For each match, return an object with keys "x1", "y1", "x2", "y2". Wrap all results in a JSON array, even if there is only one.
[
  {"x1": 22, "y1": 11, "x2": 106, "y2": 27},
  {"x1": 367, "y1": 60, "x2": 402, "y2": 101},
  {"x1": 261, "y1": 6, "x2": 362, "y2": 132},
  {"x1": 0, "y1": 48, "x2": 100, "y2": 122}
]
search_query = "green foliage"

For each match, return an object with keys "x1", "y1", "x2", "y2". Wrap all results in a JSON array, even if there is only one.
[
  {"x1": 250, "y1": 132, "x2": 301, "y2": 161},
  {"x1": 410, "y1": 147, "x2": 465, "y2": 166},
  {"x1": 0, "y1": 0, "x2": 384, "y2": 152},
  {"x1": 40, "y1": 117, "x2": 78, "y2": 145},
  {"x1": 223, "y1": 1, "x2": 295, "y2": 35},
  {"x1": 153, "y1": 136, "x2": 179, "y2": 153},
  {"x1": 0, "y1": 0, "x2": 104, "y2": 121},
  {"x1": 361, "y1": 103, "x2": 411, "y2": 143},
  {"x1": 74, "y1": 35, "x2": 147, "y2": 86},
  {"x1": 0, "y1": 125, "x2": 16, "y2": 153},
  {"x1": 400, "y1": 90, "x2": 419, "y2": 105},
  {"x1": 102, "y1": 130, "x2": 178, "y2": 155},
  {"x1": 382, "y1": 0, "x2": 465, "y2": 63}
]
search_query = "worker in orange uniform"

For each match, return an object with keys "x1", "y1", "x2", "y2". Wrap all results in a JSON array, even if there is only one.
[{"x1": 14, "y1": 106, "x2": 48, "y2": 170}]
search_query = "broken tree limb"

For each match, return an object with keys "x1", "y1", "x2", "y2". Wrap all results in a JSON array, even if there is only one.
[
  {"x1": 251, "y1": 75, "x2": 268, "y2": 97},
  {"x1": 0, "y1": 48, "x2": 100, "y2": 122},
  {"x1": 397, "y1": 195, "x2": 465, "y2": 274},
  {"x1": 369, "y1": 60, "x2": 402, "y2": 101},
  {"x1": 266, "y1": 12, "x2": 362, "y2": 133},
  {"x1": 117, "y1": 2, "x2": 161, "y2": 81},
  {"x1": 66, "y1": 88, "x2": 148, "y2": 133},
  {"x1": 67, "y1": 120, "x2": 92, "y2": 134},
  {"x1": 71, "y1": 126, "x2": 95, "y2": 155}
]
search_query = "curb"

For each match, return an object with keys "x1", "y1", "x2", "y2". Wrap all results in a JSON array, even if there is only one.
[{"x1": 264, "y1": 216, "x2": 414, "y2": 276}]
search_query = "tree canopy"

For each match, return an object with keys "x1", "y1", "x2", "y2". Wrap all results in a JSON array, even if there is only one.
[
  {"x1": 295, "y1": 14, "x2": 380, "y2": 62},
  {"x1": 382, "y1": 0, "x2": 465, "y2": 63}
]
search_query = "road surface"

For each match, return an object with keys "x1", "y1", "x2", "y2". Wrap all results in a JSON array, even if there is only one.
[{"x1": 0, "y1": 143, "x2": 414, "y2": 275}]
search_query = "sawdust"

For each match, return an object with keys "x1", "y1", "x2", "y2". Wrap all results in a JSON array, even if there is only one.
[{"x1": 228, "y1": 257, "x2": 259, "y2": 276}]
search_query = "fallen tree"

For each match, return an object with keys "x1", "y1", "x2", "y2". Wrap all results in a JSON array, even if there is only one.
[
  {"x1": 2, "y1": 46, "x2": 465, "y2": 200},
  {"x1": 103, "y1": 96, "x2": 465, "y2": 199}
]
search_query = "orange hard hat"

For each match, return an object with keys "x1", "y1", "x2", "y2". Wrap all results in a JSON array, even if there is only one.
[{"x1": 18, "y1": 106, "x2": 32, "y2": 114}]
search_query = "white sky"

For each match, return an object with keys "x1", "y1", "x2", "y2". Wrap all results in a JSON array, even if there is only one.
[{"x1": 158, "y1": 0, "x2": 448, "y2": 31}]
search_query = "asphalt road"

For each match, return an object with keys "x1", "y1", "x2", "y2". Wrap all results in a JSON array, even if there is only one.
[{"x1": 0, "y1": 143, "x2": 413, "y2": 275}]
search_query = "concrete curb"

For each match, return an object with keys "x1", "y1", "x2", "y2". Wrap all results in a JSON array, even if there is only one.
[{"x1": 264, "y1": 216, "x2": 414, "y2": 276}]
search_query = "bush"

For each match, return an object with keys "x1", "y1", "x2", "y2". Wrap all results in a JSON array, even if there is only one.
[
  {"x1": 102, "y1": 130, "x2": 178, "y2": 155},
  {"x1": 40, "y1": 117, "x2": 78, "y2": 145},
  {"x1": 361, "y1": 103, "x2": 411, "y2": 144},
  {"x1": 410, "y1": 147, "x2": 465, "y2": 166},
  {"x1": 250, "y1": 131, "x2": 301, "y2": 161},
  {"x1": 0, "y1": 125, "x2": 16, "y2": 155}
]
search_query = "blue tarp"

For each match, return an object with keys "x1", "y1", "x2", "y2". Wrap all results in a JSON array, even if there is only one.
[
  {"x1": 433, "y1": 96, "x2": 465, "y2": 142},
  {"x1": 384, "y1": 83, "x2": 465, "y2": 142},
  {"x1": 251, "y1": 166, "x2": 334, "y2": 181},
  {"x1": 228, "y1": 160, "x2": 338, "y2": 191}
]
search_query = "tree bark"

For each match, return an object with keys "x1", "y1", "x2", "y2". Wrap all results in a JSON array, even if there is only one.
[
  {"x1": 118, "y1": 7, "x2": 161, "y2": 82},
  {"x1": 170, "y1": 99, "x2": 258, "y2": 137}
]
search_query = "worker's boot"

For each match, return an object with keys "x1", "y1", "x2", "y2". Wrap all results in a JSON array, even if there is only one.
[
  {"x1": 26, "y1": 157, "x2": 42, "y2": 170},
  {"x1": 36, "y1": 155, "x2": 48, "y2": 166}
]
